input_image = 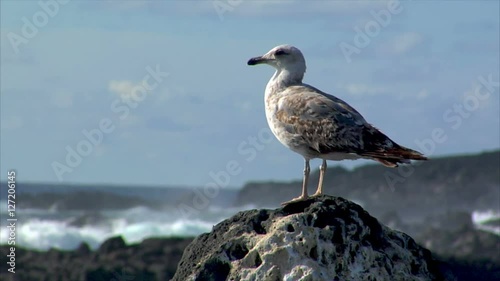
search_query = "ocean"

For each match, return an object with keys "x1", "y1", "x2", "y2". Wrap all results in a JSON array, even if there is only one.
[
  {"x1": 0, "y1": 183, "x2": 498, "y2": 251},
  {"x1": 0, "y1": 183, "x2": 254, "y2": 250}
]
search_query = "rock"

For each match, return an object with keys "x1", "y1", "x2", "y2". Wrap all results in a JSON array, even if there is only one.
[
  {"x1": 173, "y1": 195, "x2": 446, "y2": 281},
  {"x1": 416, "y1": 224, "x2": 500, "y2": 263},
  {"x1": 0, "y1": 237, "x2": 194, "y2": 281},
  {"x1": 16, "y1": 190, "x2": 155, "y2": 211},
  {"x1": 75, "y1": 242, "x2": 91, "y2": 256},
  {"x1": 98, "y1": 236, "x2": 126, "y2": 254}
]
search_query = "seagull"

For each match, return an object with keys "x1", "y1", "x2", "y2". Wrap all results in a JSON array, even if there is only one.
[{"x1": 247, "y1": 45, "x2": 427, "y2": 205}]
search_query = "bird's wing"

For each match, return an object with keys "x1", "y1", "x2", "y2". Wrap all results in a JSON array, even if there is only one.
[
  {"x1": 273, "y1": 85, "x2": 369, "y2": 153},
  {"x1": 294, "y1": 84, "x2": 367, "y2": 124}
]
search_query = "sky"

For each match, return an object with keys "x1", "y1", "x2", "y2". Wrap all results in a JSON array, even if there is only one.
[{"x1": 1, "y1": 0, "x2": 499, "y2": 188}]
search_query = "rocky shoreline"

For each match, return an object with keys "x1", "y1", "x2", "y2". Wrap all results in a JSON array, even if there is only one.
[
  {"x1": 0, "y1": 236, "x2": 498, "y2": 281},
  {"x1": 0, "y1": 236, "x2": 193, "y2": 281}
]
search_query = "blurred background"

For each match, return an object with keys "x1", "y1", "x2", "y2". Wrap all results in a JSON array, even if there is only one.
[{"x1": 0, "y1": 1, "x2": 499, "y2": 280}]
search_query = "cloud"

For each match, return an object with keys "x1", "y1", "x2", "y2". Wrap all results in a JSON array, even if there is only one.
[
  {"x1": 78, "y1": 0, "x2": 154, "y2": 11},
  {"x1": 108, "y1": 78, "x2": 178, "y2": 105},
  {"x1": 78, "y1": 1, "x2": 213, "y2": 17},
  {"x1": 234, "y1": 100, "x2": 253, "y2": 112},
  {"x1": 1, "y1": 116, "x2": 23, "y2": 130},
  {"x1": 108, "y1": 80, "x2": 136, "y2": 100},
  {"x1": 145, "y1": 116, "x2": 191, "y2": 133},
  {"x1": 93, "y1": 145, "x2": 107, "y2": 158},
  {"x1": 308, "y1": 31, "x2": 427, "y2": 62},
  {"x1": 229, "y1": 1, "x2": 390, "y2": 18},
  {"x1": 0, "y1": 30, "x2": 37, "y2": 65},
  {"x1": 452, "y1": 38, "x2": 500, "y2": 55},
  {"x1": 1, "y1": 53, "x2": 36, "y2": 65},
  {"x1": 416, "y1": 89, "x2": 429, "y2": 100},
  {"x1": 461, "y1": 81, "x2": 497, "y2": 111},
  {"x1": 145, "y1": 152, "x2": 157, "y2": 160},
  {"x1": 376, "y1": 32, "x2": 428, "y2": 57},
  {"x1": 50, "y1": 90, "x2": 73, "y2": 108},
  {"x1": 372, "y1": 61, "x2": 442, "y2": 83},
  {"x1": 103, "y1": 1, "x2": 150, "y2": 10},
  {"x1": 340, "y1": 83, "x2": 389, "y2": 96},
  {"x1": 80, "y1": 0, "x2": 392, "y2": 20},
  {"x1": 388, "y1": 32, "x2": 423, "y2": 55},
  {"x1": 453, "y1": 20, "x2": 499, "y2": 33},
  {"x1": 118, "y1": 114, "x2": 143, "y2": 129}
]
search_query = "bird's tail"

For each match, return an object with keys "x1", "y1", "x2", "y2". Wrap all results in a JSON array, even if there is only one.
[
  {"x1": 362, "y1": 146, "x2": 427, "y2": 168},
  {"x1": 359, "y1": 126, "x2": 427, "y2": 168}
]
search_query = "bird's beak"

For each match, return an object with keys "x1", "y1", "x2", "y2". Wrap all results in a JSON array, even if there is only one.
[{"x1": 247, "y1": 55, "x2": 271, "y2": 66}]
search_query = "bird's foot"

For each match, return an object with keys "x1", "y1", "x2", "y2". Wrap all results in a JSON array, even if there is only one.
[
  {"x1": 311, "y1": 191, "x2": 323, "y2": 197},
  {"x1": 281, "y1": 195, "x2": 308, "y2": 206}
]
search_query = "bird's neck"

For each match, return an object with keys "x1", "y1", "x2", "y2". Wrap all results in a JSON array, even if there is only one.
[{"x1": 265, "y1": 68, "x2": 304, "y2": 97}]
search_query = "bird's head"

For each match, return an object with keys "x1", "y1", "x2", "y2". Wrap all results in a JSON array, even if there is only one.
[{"x1": 247, "y1": 45, "x2": 306, "y2": 75}]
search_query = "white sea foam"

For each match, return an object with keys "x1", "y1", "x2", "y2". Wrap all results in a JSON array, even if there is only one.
[
  {"x1": 472, "y1": 209, "x2": 500, "y2": 235},
  {"x1": 0, "y1": 219, "x2": 108, "y2": 250},
  {"x1": 0, "y1": 216, "x2": 217, "y2": 250},
  {"x1": 0, "y1": 205, "x2": 239, "y2": 250}
]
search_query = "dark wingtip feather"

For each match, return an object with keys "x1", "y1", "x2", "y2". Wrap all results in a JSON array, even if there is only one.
[
  {"x1": 363, "y1": 146, "x2": 427, "y2": 168},
  {"x1": 360, "y1": 125, "x2": 428, "y2": 167},
  {"x1": 397, "y1": 146, "x2": 428, "y2": 161}
]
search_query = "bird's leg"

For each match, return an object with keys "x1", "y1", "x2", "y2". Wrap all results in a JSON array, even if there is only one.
[
  {"x1": 313, "y1": 159, "x2": 327, "y2": 197},
  {"x1": 282, "y1": 159, "x2": 310, "y2": 205},
  {"x1": 301, "y1": 159, "x2": 310, "y2": 198}
]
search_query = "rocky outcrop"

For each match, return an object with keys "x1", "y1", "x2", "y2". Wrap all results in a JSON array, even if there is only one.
[{"x1": 173, "y1": 195, "x2": 446, "y2": 281}]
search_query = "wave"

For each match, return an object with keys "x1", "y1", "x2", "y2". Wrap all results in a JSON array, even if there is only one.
[
  {"x1": 0, "y1": 216, "x2": 217, "y2": 251},
  {"x1": 472, "y1": 209, "x2": 500, "y2": 235},
  {"x1": 0, "y1": 203, "x2": 245, "y2": 251}
]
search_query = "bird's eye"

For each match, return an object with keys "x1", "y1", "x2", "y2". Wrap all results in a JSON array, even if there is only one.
[{"x1": 275, "y1": 49, "x2": 287, "y2": 56}]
